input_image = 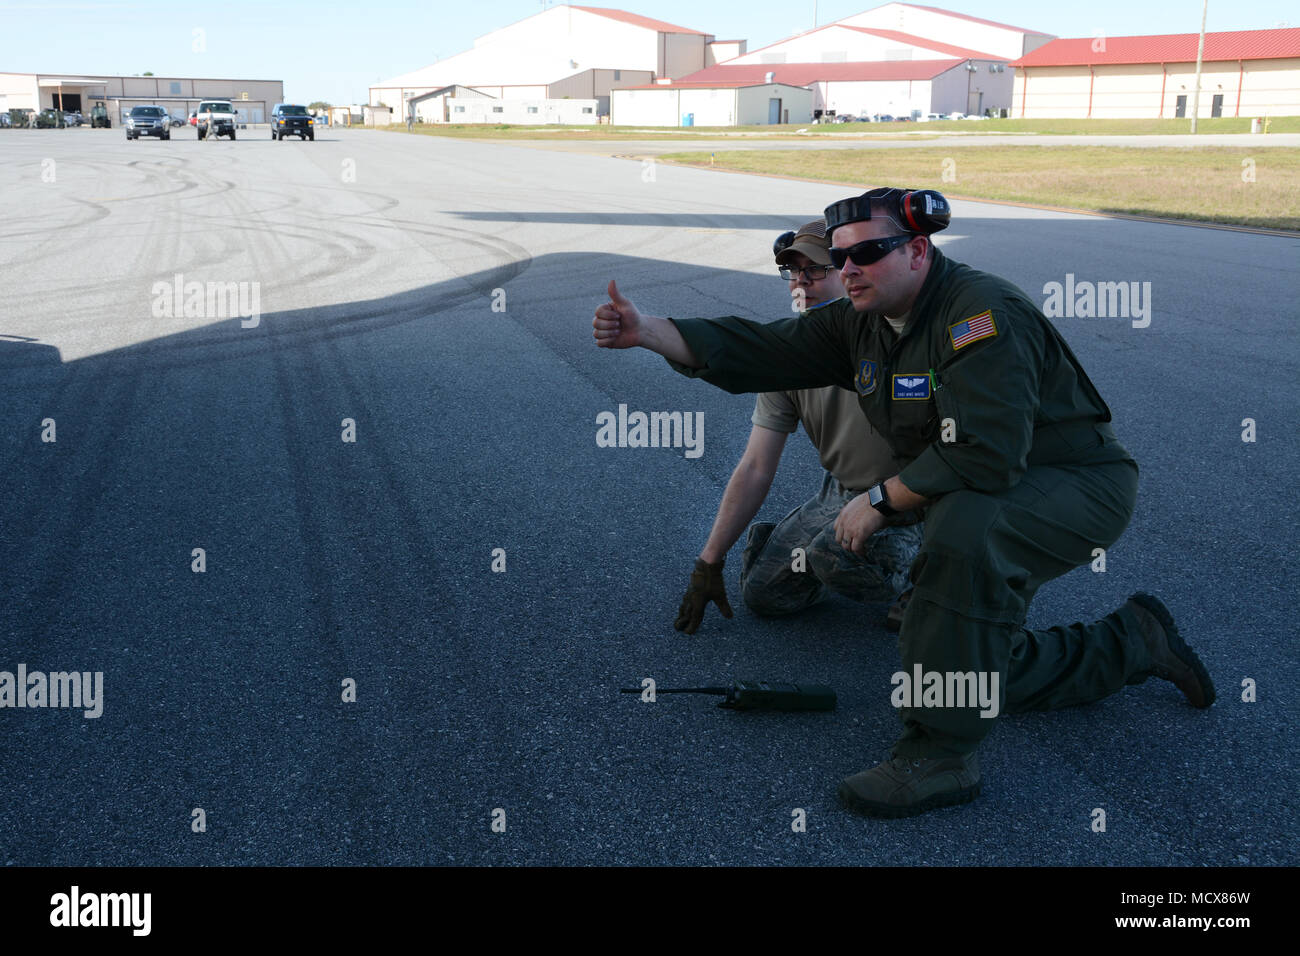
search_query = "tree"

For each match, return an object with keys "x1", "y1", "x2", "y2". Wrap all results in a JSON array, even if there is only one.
[
  {"x1": 309, "y1": 100, "x2": 331, "y2": 111},
  {"x1": 142, "y1": 71, "x2": 154, "y2": 76}
]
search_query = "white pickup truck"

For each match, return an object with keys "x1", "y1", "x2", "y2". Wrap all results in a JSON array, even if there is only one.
[{"x1": 196, "y1": 100, "x2": 237, "y2": 140}]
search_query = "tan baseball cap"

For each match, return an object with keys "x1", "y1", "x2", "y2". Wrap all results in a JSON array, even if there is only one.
[{"x1": 775, "y1": 218, "x2": 833, "y2": 267}]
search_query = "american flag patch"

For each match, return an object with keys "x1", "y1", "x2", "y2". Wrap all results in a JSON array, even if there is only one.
[{"x1": 948, "y1": 310, "x2": 997, "y2": 350}]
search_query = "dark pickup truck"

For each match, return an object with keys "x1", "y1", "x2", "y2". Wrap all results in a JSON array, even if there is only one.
[{"x1": 270, "y1": 104, "x2": 314, "y2": 141}]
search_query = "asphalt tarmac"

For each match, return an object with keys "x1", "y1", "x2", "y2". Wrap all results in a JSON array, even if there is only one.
[{"x1": 1, "y1": 125, "x2": 1296, "y2": 865}]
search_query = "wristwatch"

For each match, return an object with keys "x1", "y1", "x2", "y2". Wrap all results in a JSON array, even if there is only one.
[{"x1": 867, "y1": 482, "x2": 898, "y2": 518}]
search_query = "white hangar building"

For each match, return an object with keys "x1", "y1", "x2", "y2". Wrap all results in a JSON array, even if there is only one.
[
  {"x1": 369, "y1": 4, "x2": 742, "y2": 121},
  {"x1": 729, "y1": 2, "x2": 1054, "y2": 63},
  {"x1": 612, "y1": 2, "x2": 1052, "y2": 125},
  {"x1": 612, "y1": 80, "x2": 815, "y2": 127}
]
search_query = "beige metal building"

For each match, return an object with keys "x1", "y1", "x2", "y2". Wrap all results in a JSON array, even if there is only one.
[
  {"x1": 0, "y1": 72, "x2": 284, "y2": 124},
  {"x1": 1008, "y1": 28, "x2": 1300, "y2": 118}
]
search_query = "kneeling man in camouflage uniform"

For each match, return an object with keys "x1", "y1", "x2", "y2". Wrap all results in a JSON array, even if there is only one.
[{"x1": 674, "y1": 219, "x2": 920, "y2": 635}]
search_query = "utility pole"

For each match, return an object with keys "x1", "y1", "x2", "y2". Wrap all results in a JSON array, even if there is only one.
[
  {"x1": 1190, "y1": 0, "x2": 1207, "y2": 133},
  {"x1": 813, "y1": 1, "x2": 818, "y2": 30}
]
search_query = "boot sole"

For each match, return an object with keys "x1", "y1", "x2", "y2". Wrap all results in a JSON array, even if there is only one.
[
  {"x1": 837, "y1": 779, "x2": 982, "y2": 818},
  {"x1": 1130, "y1": 591, "x2": 1216, "y2": 708}
]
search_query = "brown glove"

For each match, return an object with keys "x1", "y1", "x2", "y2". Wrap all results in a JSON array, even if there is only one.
[{"x1": 674, "y1": 558, "x2": 734, "y2": 634}]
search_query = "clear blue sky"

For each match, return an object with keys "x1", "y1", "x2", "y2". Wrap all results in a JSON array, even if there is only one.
[{"x1": 0, "y1": 0, "x2": 1293, "y2": 105}]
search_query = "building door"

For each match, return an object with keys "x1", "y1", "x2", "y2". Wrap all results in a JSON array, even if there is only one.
[
  {"x1": 768, "y1": 98, "x2": 781, "y2": 124},
  {"x1": 967, "y1": 90, "x2": 983, "y2": 116},
  {"x1": 1175, "y1": 95, "x2": 1187, "y2": 118},
  {"x1": 1211, "y1": 94, "x2": 1223, "y2": 118}
]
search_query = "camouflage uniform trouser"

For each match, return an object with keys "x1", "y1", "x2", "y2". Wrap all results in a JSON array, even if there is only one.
[{"x1": 739, "y1": 470, "x2": 923, "y2": 616}]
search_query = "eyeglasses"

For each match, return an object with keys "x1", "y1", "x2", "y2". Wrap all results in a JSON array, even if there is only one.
[
  {"x1": 778, "y1": 263, "x2": 836, "y2": 281},
  {"x1": 828, "y1": 234, "x2": 915, "y2": 269}
]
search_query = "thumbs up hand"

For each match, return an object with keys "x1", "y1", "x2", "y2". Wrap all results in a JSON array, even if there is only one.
[{"x1": 593, "y1": 279, "x2": 644, "y2": 349}]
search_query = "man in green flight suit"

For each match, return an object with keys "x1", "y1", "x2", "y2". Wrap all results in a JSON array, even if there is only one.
[{"x1": 592, "y1": 186, "x2": 1216, "y2": 817}]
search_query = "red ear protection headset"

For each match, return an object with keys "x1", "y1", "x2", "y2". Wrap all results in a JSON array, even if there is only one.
[{"x1": 824, "y1": 187, "x2": 951, "y2": 237}]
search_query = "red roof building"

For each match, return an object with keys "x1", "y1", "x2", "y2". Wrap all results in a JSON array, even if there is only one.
[
  {"x1": 669, "y1": 60, "x2": 967, "y2": 86},
  {"x1": 1008, "y1": 28, "x2": 1300, "y2": 118},
  {"x1": 1009, "y1": 28, "x2": 1300, "y2": 68}
]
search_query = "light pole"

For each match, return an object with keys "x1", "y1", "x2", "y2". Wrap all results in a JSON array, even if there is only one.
[{"x1": 1190, "y1": 0, "x2": 1208, "y2": 133}]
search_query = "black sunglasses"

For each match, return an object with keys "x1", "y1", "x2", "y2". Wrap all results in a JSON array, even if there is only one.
[{"x1": 829, "y1": 234, "x2": 916, "y2": 269}]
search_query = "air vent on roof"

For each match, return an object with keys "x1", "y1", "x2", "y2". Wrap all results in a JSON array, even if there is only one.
[{"x1": 765, "y1": 71, "x2": 774, "y2": 83}]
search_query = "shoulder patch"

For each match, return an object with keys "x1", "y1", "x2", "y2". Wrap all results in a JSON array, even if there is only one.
[
  {"x1": 948, "y1": 310, "x2": 998, "y2": 351},
  {"x1": 855, "y1": 359, "x2": 878, "y2": 395}
]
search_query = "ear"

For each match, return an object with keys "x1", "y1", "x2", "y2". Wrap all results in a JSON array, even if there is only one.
[{"x1": 908, "y1": 236, "x2": 930, "y2": 270}]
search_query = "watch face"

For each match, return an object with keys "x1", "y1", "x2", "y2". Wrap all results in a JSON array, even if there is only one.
[{"x1": 868, "y1": 485, "x2": 885, "y2": 508}]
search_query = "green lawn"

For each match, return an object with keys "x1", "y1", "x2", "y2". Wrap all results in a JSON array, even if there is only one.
[
  {"x1": 367, "y1": 115, "x2": 1300, "y2": 140},
  {"x1": 657, "y1": 146, "x2": 1300, "y2": 232}
]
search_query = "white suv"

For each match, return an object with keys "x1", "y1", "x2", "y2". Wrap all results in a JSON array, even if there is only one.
[{"x1": 196, "y1": 100, "x2": 236, "y2": 140}]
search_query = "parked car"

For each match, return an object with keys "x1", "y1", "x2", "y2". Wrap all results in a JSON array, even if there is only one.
[
  {"x1": 196, "y1": 100, "x2": 236, "y2": 140},
  {"x1": 188, "y1": 110, "x2": 197, "y2": 126},
  {"x1": 873, "y1": 114, "x2": 894, "y2": 123},
  {"x1": 63, "y1": 111, "x2": 84, "y2": 126},
  {"x1": 271, "y1": 103, "x2": 315, "y2": 140},
  {"x1": 34, "y1": 109, "x2": 67, "y2": 128},
  {"x1": 169, "y1": 115, "x2": 185, "y2": 127},
  {"x1": 125, "y1": 105, "x2": 170, "y2": 140}
]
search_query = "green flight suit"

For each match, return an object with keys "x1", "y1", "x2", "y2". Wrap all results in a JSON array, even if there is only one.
[{"x1": 666, "y1": 248, "x2": 1158, "y2": 758}]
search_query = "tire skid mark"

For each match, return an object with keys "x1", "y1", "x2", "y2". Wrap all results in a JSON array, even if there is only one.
[
  {"x1": 0, "y1": 369, "x2": 141, "y2": 637},
  {"x1": 2, "y1": 239, "x2": 530, "y2": 375},
  {"x1": 250, "y1": 191, "x2": 384, "y2": 851}
]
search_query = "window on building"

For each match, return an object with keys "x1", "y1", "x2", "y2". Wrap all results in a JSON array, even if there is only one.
[
  {"x1": 169, "y1": 81, "x2": 182, "y2": 95},
  {"x1": 614, "y1": 70, "x2": 621, "y2": 81},
  {"x1": 454, "y1": 106, "x2": 465, "y2": 113},
  {"x1": 582, "y1": 107, "x2": 593, "y2": 113},
  {"x1": 527, "y1": 106, "x2": 538, "y2": 114},
  {"x1": 492, "y1": 106, "x2": 504, "y2": 113}
]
